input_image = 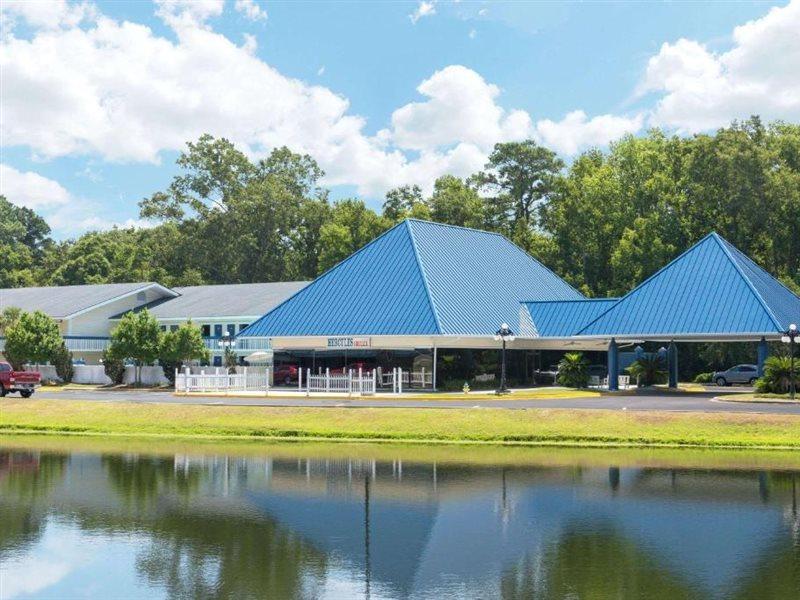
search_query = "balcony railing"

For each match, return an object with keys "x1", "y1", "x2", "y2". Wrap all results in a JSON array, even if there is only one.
[
  {"x1": 0, "y1": 336, "x2": 110, "y2": 353},
  {"x1": 202, "y1": 337, "x2": 271, "y2": 352}
]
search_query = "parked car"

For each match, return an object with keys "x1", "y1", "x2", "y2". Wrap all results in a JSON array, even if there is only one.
[
  {"x1": 0, "y1": 362, "x2": 41, "y2": 398},
  {"x1": 534, "y1": 365, "x2": 560, "y2": 384},
  {"x1": 273, "y1": 364, "x2": 299, "y2": 385},
  {"x1": 331, "y1": 362, "x2": 373, "y2": 375},
  {"x1": 711, "y1": 364, "x2": 759, "y2": 386}
]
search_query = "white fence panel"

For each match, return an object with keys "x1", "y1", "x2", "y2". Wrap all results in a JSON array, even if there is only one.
[{"x1": 176, "y1": 367, "x2": 270, "y2": 393}]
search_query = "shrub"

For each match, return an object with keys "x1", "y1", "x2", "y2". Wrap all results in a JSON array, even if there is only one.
[
  {"x1": 557, "y1": 353, "x2": 589, "y2": 388},
  {"x1": 52, "y1": 343, "x2": 74, "y2": 383},
  {"x1": 756, "y1": 356, "x2": 798, "y2": 394},
  {"x1": 102, "y1": 349, "x2": 126, "y2": 385},
  {"x1": 627, "y1": 355, "x2": 668, "y2": 386},
  {"x1": 693, "y1": 372, "x2": 713, "y2": 384}
]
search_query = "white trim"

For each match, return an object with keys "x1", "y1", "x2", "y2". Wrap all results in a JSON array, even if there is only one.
[
  {"x1": 65, "y1": 283, "x2": 178, "y2": 319},
  {"x1": 267, "y1": 334, "x2": 608, "y2": 351}
]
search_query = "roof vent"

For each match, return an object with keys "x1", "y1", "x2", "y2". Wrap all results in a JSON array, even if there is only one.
[{"x1": 136, "y1": 291, "x2": 147, "y2": 302}]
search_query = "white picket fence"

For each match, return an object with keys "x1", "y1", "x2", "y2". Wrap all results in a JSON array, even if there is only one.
[
  {"x1": 305, "y1": 368, "x2": 376, "y2": 395},
  {"x1": 175, "y1": 367, "x2": 270, "y2": 393}
]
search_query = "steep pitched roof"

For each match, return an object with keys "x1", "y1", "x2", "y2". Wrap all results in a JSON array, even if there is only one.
[
  {"x1": 577, "y1": 232, "x2": 800, "y2": 338},
  {"x1": 520, "y1": 298, "x2": 618, "y2": 337},
  {"x1": 0, "y1": 282, "x2": 176, "y2": 319},
  {"x1": 240, "y1": 219, "x2": 583, "y2": 338}
]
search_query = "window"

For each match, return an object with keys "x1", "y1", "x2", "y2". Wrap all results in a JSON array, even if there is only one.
[
  {"x1": 170, "y1": 325, "x2": 179, "y2": 332},
  {"x1": 201, "y1": 325, "x2": 211, "y2": 337},
  {"x1": 213, "y1": 324, "x2": 223, "y2": 338},
  {"x1": 740, "y1": 365, "x2": 757, "y2": 372},
  {"x1": 226, "y1": 324, "x2": 236, "y2": 337},
  {"x1": 239, "y1": 323, "x2": 250, "y2": 332},
  {"x1": 0, "y1": 363, "x2": 9, "y2": 372},
  {"x1": 159, "y1": 325, "x2": 167, "y2": 332},
  {"x1": 213, "y1": 355, "x2": 222, "y2": 367}
]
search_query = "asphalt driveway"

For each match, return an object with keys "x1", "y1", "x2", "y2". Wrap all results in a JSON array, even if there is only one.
[{"x1": 24, "y1": 387, "x2": 800, "y2": 415}]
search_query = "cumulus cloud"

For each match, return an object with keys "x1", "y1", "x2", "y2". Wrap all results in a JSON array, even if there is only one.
[
  {"x1": 234, "y1": 0, "x2": 267, "y2": 21},
  {"x1": 154, "y1": 0, "x2": 225, "y2": 30},
  {"x1": 640, "y1": 0, "x2": 800, "y2": 131},
  {"x1": 0, "y1": 164, "x2": 72, "y2": 209},
  {"x1": 410, "y1": 1, "x2": 436, "y2": 24},
  {"x1": 536, "y1": 111, "x2": 645, "y2": 156},
  {"x1": 0, "y1": 0, "x2": 95, "y2": 31},
  {"x1": 389, "y1": 65, "x2": 533, "y2": 151}
]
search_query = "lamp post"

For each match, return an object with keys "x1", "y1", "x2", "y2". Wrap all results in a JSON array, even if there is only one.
[
  {"x1": 781, "y1": 324, "x2": 798, "y2": 401},
  {"x1": 494, "y1": 323, "x2": 515, "y2": 394}
]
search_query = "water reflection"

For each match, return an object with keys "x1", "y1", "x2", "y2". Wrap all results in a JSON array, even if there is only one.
[{"x1": 1, "y1": 446, "x2": 799, "y2": 599}]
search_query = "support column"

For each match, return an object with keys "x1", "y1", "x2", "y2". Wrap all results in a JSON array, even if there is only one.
[
  {"x1": 432, "y1": 346, "x2": 438, "y2": 391},
  {"x1": 608, "y1": 338, "x2": 619, "y2": 391},
  {"x1": 757, "y1": 337, "x2": 769, "y2": 378},
  {"x1": 668, "y1": 341, "x2": 679, "y2": 389}
]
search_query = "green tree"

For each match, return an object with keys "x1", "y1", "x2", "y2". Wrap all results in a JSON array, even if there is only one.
[
  {"x1": 382, "y1": 185, "x2": 429, "y2": 222},
  {"x1": 428, "y1": 175, "x2": 485, "y2": 229},
  {"x1": 474, "y1": 140, "x2": 564, "y2": 230},
  {"x1": 0, "y1": 196, "x2": 53, "y2": 287},
  {"x1": 556, "y1": 353, "x2": 589, "y2": 388},
  {"x1": 160, "y1": 321, "x2": 210, "y2": 383},
  {"x1": 317, "y1": 199, "x2": 391, "y2": 273},
  {"x1": 3, "y1": 310, "x2": 62, "y2": 369},
  {"x1": 101, "y1": 348, "x2": 126, "y2": 385},
  {"x1": 52, "y1": 342, "x2": 74, "y2": 383},
  {"x1": 108, "y1": 310, "x2": 162, "y2": 386},
  {"x1": 0, "y1": 307, "x2": 22, "y2": 334}
]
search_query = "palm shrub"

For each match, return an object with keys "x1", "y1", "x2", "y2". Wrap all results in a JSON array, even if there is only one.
[
  {"x1": 52, "y1": 343, "x2": 74, "y2": 383},
  {"x1": 756, "y1": 356, "x2": 797, "y2": 394},
  {"x1": 626, "y1": 355, "x2": 667, "y2": 386},
  {"x1": 557, "y1": 353, "x2": 589, "y2": 388}
]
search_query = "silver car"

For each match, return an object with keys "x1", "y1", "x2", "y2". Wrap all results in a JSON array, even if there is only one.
[{"x1": 712, "y1": 364, "x2": 758, "y2": 386}]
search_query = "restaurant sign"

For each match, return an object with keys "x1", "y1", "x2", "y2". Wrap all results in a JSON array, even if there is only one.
[{"x1": 326, "y1": 337, "x2": 371, "y2": 349}]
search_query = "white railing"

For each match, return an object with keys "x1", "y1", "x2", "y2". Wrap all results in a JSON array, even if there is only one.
[
  {"x1": 176, "y1": 367, "x2": 270, "y2": 393},
  {"x1": 236, "y1": 337, "x2": 271, "y2": 351},
  {"x1": 64, "y1": 337, "x2": 110, "y2": 352},
  {"x1": 306, "y1": 368, "x2": 376, "y2": 395},
  {"x1": 0, "y1": 337, "x2": 109, "y2": 352},
  {"x1": 378, "y1": 368, "x2": 431, "y2": 390}
]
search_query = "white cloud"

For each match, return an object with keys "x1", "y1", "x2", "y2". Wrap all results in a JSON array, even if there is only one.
[
  {"x1": 640, "y1": 0, "x2": 800, "y2": 132},
  {"x1": 234, "y1": 0, "x2": 267, "y2": 21},
  {"x1": 0, "y1": 0, "x2": 95, "y2": 31},
  {"x1": 0, "y1": 164, "x2": 72, "y2": 209},
  {"x1": 410, "y1": 1, "x2": 436, "y2": 24},
  {"x1": 0, "y1": 0, "x2": 649, "y2": 204},
  {"x1": 536, "y1": 110, "x2": 645, "y2": 155},
  {"x1": 389, "y1": 65, "x2": 533, "y2": 151},
  {"x1": 154, "y1": 0, "x2": 225, "y2": 30}
]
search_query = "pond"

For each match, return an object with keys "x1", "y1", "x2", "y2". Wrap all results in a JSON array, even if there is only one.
[{"x1": 1, "y1": 439, "x2": 799, "y2": 599}]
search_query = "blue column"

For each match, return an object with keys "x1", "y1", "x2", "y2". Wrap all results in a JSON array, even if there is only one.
[
  {"x1": 608, "y1": 338, "x2": 619, "y2": 391},
  {"x1": 757, "y1": 337, "x2": 768, "y2": 378},
  {"x1": 668, "y1": 341, "x2": 678, "y2": 388}
]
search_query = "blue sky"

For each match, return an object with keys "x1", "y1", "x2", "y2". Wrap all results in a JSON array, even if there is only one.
[{"x1": 1, "y1": 0, "x2": 798, "y2": 238}]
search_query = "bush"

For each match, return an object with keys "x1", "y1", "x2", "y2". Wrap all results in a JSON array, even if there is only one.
[
  {"x1": 756, "y1": 356, "x2": 798, "y2": 394},
  {"x1": 102, "y1": 349, "x2": 126, "y2": 385},
  {"x1": 627, "y1": 355, "x2": 668, "y2": 386},
  {"x1": 52, "y1": 343, "x2": 74, "y2": 383},
  {"x1": 557, "y1": 353, "x2": 589, "y2": 388},
  {"x1": 693, "y1": 372, "x2": 713, "y2": 384}
]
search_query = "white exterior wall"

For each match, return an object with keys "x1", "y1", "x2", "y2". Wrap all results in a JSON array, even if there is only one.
[{"x1": 66, "y1": 288, "x2": 169, "y2": 337}]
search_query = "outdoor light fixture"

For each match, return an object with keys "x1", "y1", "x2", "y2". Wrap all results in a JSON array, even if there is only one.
[
  {"x1": 494, "y1": 323, "x2": 515, "y2": 394},
  {"x1": 217, "y1": 330, "x2": 236, "y2": 350},
  {"x1": 782, "y1": 323, "x2": 798, "y2": 401}
]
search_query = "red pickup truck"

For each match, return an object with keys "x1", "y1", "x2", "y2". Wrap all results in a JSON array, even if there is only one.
[{"x1": 0, "y1": 362, "x2": 40, "y2": 398}]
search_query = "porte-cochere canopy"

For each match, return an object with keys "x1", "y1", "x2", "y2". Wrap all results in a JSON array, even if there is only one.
[{"x1": 521, "y1": 232, "x2": 800, "y2": 342}]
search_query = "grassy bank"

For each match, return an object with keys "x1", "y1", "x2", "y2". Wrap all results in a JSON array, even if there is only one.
[{"x1": 3, "y1": 399, "x2": 800, "y2": 449}]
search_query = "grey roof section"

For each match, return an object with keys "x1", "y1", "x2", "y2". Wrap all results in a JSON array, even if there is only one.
[
  {"x1": 129, "y1": 282, "x2": 309, "y2": 320},
  {"x1": 0, "y1": 282, "x2": 167, "y2": 319}
]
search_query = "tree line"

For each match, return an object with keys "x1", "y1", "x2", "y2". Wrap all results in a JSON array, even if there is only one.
[{"x1": 2, "y1": 116, "x2": 799, "y2": 298}]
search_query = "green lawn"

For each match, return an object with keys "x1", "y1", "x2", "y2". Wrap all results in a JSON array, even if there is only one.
[{"x1": 3, "y1": 399, "x2": 800, "y2": 449}]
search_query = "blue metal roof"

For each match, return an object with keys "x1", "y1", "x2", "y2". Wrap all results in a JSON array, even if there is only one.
[
  {"x1": 239, "y1": 219, "x2": 583, "y2": 338},
  {"x1": 577, "y1": 232, "x2": 800, "y2": 338},
  {"x1": 520, "y1": 299, "x2": 618, "y2": 337},
  {"x1": 407, "y1": 220, "x2": 583, "y2": 335}
]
